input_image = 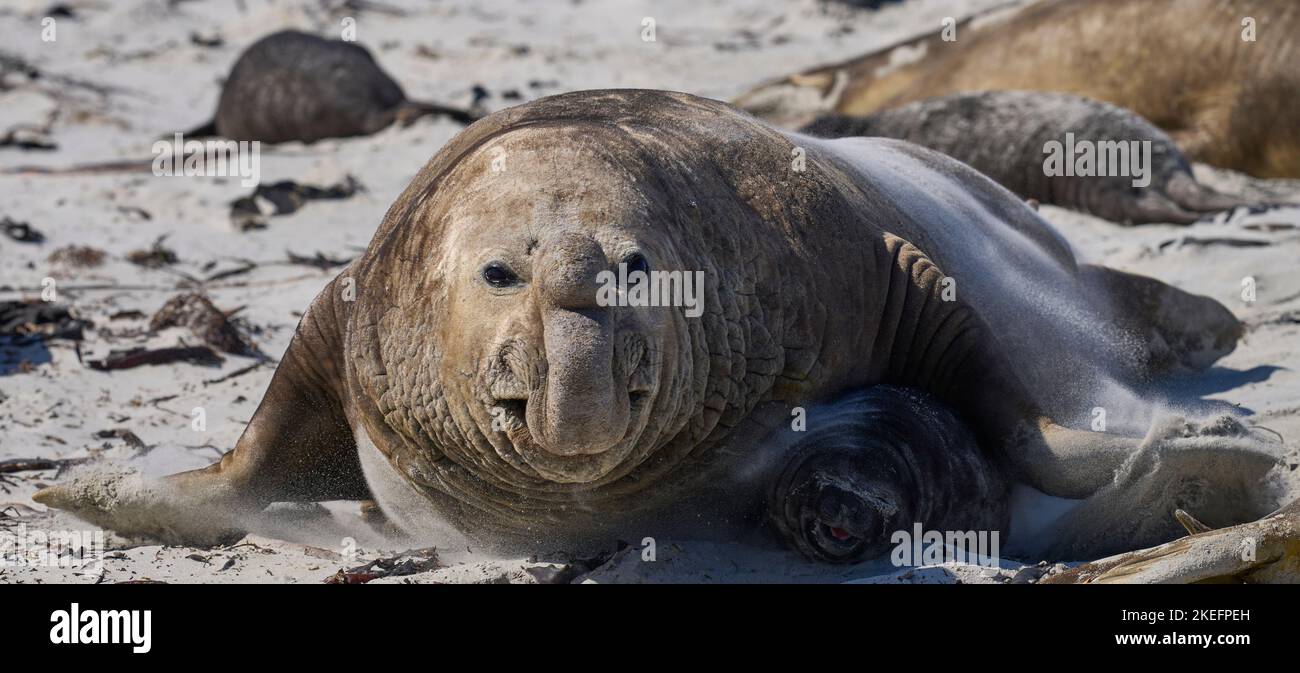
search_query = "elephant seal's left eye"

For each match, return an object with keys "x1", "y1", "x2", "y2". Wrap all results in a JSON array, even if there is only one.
[
  {"x1": 623, "y1": 252, "x2": 650, "y2": 276},
  {"x1": 482, "y1": 262, "x2": 520, "y2": 288}
]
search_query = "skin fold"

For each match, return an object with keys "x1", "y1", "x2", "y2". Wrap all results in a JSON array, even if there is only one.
[
  {"x1": 34, "y1": 90, "x2": 1280, "y2": 563},
  {"x1": 734, "y1": 0, "x2": 1300, "y2": 179}
]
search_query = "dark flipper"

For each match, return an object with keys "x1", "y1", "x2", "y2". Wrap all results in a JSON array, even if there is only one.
[
  {"x1": 396, "y1": 100, "x2": 482, "y2": 126},
  {"x1": 1162, "y1": 172, "x2": 1262, "y2": 214},
  {"x1": 1080, "y1": 264, "x2": 1243, "y2": 377}
]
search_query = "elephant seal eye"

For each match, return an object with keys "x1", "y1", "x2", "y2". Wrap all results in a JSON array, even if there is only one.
[
  {"x1": 482, "y1": 262, "x2": 519, "y2": 288},
  {"x1": 623, "y1": 252, "x2": 650, "y2": 276}
]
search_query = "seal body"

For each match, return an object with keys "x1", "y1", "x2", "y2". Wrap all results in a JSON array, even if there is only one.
[
  {"x1": 36, "y1": 90, "x2": 1274, "y2": 561},
  {"x1": 208, "y1": 30, "x2": 473, "y2": 144},
  {"x1": 736, "y1": 0, "x2": 1300, "y2": 179},
  {"x1": 800, "y1": 91, "x2": 1253, "y2": 225}
]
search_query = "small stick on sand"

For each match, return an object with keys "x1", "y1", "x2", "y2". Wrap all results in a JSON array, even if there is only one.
[{"x1": 0, "y1": 457, "x2": 92, "y2": 474}]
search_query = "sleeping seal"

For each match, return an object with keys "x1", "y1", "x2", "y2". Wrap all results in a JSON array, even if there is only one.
[
  {"x1": 800, "y1": 91, "x2": 1256, "y2": 225},
  {"x1": 35, "y1": 90, "x2": 1284, "y2": 565},
  {"x1": 1, "y1": 31, "x2": 478, "y2": 177},
  {"x1": 736, "y1": 0, "x2": 1300, "y2": 179},
  {"x1": 190, "y1": 30, "x2": 477, "y2": 144}
]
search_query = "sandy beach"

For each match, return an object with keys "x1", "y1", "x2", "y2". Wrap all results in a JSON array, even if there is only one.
[{"x1": 2, "y1": 0, "x2": 1298, "y2": 584}]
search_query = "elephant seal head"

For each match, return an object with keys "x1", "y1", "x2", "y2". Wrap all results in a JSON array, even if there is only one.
[
  {"x1": 431, "y1": 126, "x2": 694, "y2": 484},
  {"x1": 350, "y1": 91, "x2": 805, "y2": 496}
]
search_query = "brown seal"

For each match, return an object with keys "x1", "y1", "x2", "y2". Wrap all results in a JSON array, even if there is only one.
[
  {"x1": 35, "y1": 90, "x2": 1280, "y2": 563},
  {"x1": 736, "y1": 0, "x2": 1300, "y2": 178}
]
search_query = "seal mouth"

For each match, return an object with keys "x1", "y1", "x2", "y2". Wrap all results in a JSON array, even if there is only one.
[
  {"x1": 491, "y1": 387, "x2": 650, "y2": 452},
  {"x1": 494, "y1": 398, "x2": 528, "y2": 430},
  {"x1": 808, "y1": 520, "x2": 869, "y2": 560},
  {"x1": 479, "y1": 328, "x2": 661, "y2": 482},
  {"x1": 487, "y1": 385, "x2": 655, "y2": 483}
]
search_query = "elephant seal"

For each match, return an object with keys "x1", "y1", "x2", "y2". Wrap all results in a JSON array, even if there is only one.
[
  {"x1": 188, "y1": 30, "x2": 477, "y2": 144},
  {"x1": 2, "y1": 31, "x2": 478, "y2": 176},
  {"x1": 34, "y1": 90, "x2": 1282, "y2": 563},
  {"x1": 800, "y1": 91, "x2": 1255, "y2": 225},
  {"x1": 735, "y1": 0, "x2": 1300, "y2": 179}
]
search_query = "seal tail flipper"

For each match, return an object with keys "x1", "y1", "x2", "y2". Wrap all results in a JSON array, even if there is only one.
[
  {"x1": 34, "y1": 275, "x2": 366, "y2": 544},
  {"x1": 1028, "y1": 416, "x2": 1279, "y2": 560},
  {"x1": 1120, "y1": 192, "x2": 1205, "y2": 225},
  {"x1": 397, "y1": 99, "x2": 482, "y2": 126},
  {"x1": 1079, "y1": 264, "x2": 1243, "y2": 377},
  {"x1": 1006, "y1": 414, "x2": 1278, "y2": 516},
  {"x1": 1163, "y1": 171, "x2": 1266, "y2": 214}
]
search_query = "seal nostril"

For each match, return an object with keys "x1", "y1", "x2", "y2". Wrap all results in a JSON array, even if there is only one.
[{"x1": 622, "y1": 252, "x2": 650, "y2": 276}]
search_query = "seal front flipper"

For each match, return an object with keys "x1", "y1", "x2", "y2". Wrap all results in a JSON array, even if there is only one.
[{"x1": 34, "y1": 276, "x2": 365, "y2": 544}]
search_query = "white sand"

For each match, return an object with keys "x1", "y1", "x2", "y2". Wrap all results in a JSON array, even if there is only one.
[{"x1": 2, "y1": 0, "x2": 1297, "y2": 583}]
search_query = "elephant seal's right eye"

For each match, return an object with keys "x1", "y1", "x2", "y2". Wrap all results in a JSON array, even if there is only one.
[{"x1": 482, "y1": 262, "x2": 519, "y2": 288}]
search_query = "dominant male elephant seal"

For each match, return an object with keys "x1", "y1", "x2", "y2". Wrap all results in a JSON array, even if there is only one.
[
  {"x1": 34, "y1": 90, "x2": 1283, "y2": 564},
  {"x1": 188, "y1": 30, "x2": 477, "y2": 144},
  {"x1": 800, "y1": 91, "x2": 1256, "y2": 225},
  {"x1": 735, "y1": 0, "x2": 1300, "y2": 179}
]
